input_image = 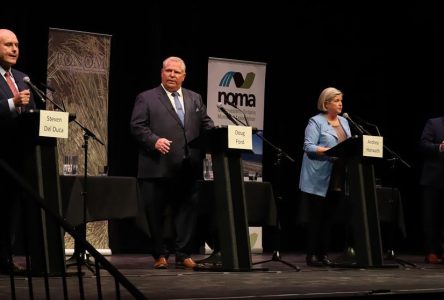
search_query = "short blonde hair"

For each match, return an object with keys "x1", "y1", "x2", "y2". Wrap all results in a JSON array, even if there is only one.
[{"x1": 317, "y1": 87, "x2": 343, "y2": 112}]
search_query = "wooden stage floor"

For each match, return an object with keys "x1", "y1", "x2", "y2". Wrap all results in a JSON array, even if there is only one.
[{"x1": 2, "y1": 252, "x2": 444, "y2": 299}]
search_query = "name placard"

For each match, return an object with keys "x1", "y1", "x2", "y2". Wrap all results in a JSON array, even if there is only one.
[
  {"x1": 362, "y1": 135, "x2": 383, "y2": 158},
  {"x1": 228, "y1": 125, "x2": 253, "y2": 150},
  {"x1": 39, "y1": 110, "x2": 69, "y2": 139}
]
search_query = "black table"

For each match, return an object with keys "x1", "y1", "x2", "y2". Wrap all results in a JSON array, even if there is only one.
[
  {"x1": 107, "y1": 180, "x2": 277, "y2": 253},
  {"x1": 198, "y1": 180, "x2": 277, "y2": 227},
  {"x1": 59, "y1": 175, "x2": 148, "y2": 233}
]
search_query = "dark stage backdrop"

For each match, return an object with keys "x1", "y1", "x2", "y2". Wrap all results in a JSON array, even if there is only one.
[{"x1": 2, "y1": 1, "x2": 443, "y2": 253}]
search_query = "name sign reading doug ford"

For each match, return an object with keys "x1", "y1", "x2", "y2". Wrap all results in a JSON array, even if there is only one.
[{"x1": 228, "y1": 125, "x2": 253, "y2": 150}]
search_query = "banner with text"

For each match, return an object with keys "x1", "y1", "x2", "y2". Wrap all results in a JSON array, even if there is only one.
[
  {"x1": 47, "y1": 28, "x2": 111, "y2": 252},
  {"x1": 207, "y1": 57, "x2": 266, "y2": 180}
]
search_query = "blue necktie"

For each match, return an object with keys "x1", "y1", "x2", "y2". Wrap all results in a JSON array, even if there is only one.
[{"x1": 172, "y1": 92, "x2": 184, "y2": 125}]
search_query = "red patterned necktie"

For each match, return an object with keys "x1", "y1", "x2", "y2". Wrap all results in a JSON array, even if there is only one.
[{"x1": 5, "y1": 71, "x2": 21, "y2": 113}]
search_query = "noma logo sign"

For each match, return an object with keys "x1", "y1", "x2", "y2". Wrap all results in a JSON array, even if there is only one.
[
  {"x1": 219, "y1": 71, "x2": 255, "y2": 89},
  {"x1": 218, "y1": 71, "x2": 256, "y2": 107}
]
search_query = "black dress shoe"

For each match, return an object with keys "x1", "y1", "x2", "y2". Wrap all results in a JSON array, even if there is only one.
[
  {"x1": 306, "y1": 255, "x2": 324, "y2": 267},
  {"x1": 319, "y1": 255, "x2": 334, "y2": 266}
]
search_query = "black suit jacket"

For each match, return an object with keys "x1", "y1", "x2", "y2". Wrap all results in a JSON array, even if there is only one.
[
  {"x1": 419, "y1": 116, "x2": 444, "y2": 188},
  {"x1": 0, "y1": 68, "x2": 36, "y2": 162},
  {"x1": 0, "y1": 68, "x2": 36, "y2": 119},
  {"x1": 130, "y1": 85, "x2": 214, "y2": 178}
]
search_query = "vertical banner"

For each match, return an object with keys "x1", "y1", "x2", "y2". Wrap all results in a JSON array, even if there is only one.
[
  {"x1": 207, "y1": 58, "x2": 266, "y2": 253},
  {"x1": 207, "y1": 57, "x2": 266, "y2": 180},
  {"x1": 47, "y1": 28, "x2": 111, "y2": 252}
]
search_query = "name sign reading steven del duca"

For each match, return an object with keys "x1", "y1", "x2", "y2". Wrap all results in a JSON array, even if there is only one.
[
  {"x1": 362, "y1": 135, "x2": 383, "y2": 158},
  {"x1": 39, "y1": 110, "x2": 69, "y2": 139},
  {"x1": 228, "y1": 125, "x2": 253, "y2": 150}
]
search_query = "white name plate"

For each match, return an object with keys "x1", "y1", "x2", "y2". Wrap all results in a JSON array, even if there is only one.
[
  {"x1": 39, "y1": 110, "x2": 69, "y2": 139},
  {"x1": 362, "y1": 135, "x2": 383, "y2": 158},
  {"x1": 228, "y1": 125, "x2": 253, "y2": 150}
]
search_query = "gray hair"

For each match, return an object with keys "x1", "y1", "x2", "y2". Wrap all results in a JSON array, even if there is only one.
[
  {"x1": 162, "y1": 56, "x2": 186, "y2": 72},
  {"x1": 317, "y1": 87, "x2": 343, "y2": 112}
]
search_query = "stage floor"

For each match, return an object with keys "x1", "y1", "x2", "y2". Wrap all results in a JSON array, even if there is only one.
[{"x1": 2, "y1": 252, "x2": 444, "y2": 299}]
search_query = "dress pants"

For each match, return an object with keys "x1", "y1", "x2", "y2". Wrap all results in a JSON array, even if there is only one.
[
  {"x1": 140, "y1": 177, "x2": 199, "y2": 261},
  {"x1": 422, "y1": 187, "x2": 444, "y2": 255}
]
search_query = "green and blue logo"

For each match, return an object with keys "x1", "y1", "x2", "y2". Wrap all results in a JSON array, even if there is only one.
[{"x1": 219, "y1": 71, "x2": 255, "y2": 89}]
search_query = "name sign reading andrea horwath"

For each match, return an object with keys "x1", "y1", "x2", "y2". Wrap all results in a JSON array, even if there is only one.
[
  {"x1": 362, "y1": 135, "x2": 383, "y2": 158},
  {"x1": 228, "y1": 125, "x2": 253, "y2": 150},
  {"x1": 39, "y1": 110, "x2": 69, "y2": 138}
]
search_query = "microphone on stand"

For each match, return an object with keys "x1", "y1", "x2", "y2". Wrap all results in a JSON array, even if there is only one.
[
  {"x1": 39, "y1": 82, "x2": 56, "y2": 93},
  {"x1": 24, "y1": 77, "x2": 72, "y2": 117},
  {"x1": 353, "y1": 115, "x2": 381, "y2": 136},
  {"x1": 217, "y1": 103, "x2": 245, "y2": 126},
  {"x1": 224, "y1": 102, "x2": 250, "y2": 126},
  {"x1": 343, "y1": 112, "x2": 366, "y2": 135},
  {"x1": 23, "y1": 76, "x2": 46, "y2": 103}
]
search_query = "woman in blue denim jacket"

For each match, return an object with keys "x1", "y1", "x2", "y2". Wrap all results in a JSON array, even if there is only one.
[{"x1": 299, "y1": 87, "x2": 351, "y2": 266}]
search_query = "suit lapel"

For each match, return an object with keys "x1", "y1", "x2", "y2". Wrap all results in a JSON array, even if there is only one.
[
  {"x1": 182, "y1": 89, "x2": 192, "y2": 127},
  {"x1": 0, "y1": 72, "x2": 14, "y2": 99},
  {"x1": 11, "y1": 69, "x2": 26, "y2": 92},
  {"x1": 325, "y1": 124, "x2": 338, "y2": 139}
]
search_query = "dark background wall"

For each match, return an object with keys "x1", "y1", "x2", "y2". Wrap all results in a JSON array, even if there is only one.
[{"x1": 2, "y1": 1, "x2": 443, "y2": 253}]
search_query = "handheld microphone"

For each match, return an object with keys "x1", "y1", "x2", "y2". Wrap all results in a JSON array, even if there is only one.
[
  {"x1": 224, "y1": 102, "x2": 250, "y2": 126},
  {"x1": 343, "y1": 112, "x2": 365, "y2": 135},
  {"x1": 23, "y1": 76, "x2": 46, "y2": 103}
]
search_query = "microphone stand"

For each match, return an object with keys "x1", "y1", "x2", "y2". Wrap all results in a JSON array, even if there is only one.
[
  {"x1": 33, "y1": 86, "x2": 105, "y2": 274},
  {"x1": 346, "y1": 118, "x2": 413, "y2": 267},
  {"x1": 252, "y1": 132, "x2": 300, "y2": 271},
  {"x1": 376, "y1": 138, "x2": 414, "y2": 267},
  {"x1": 349, "y1": 119, "x2": 411, "y2": 169},
  {"x1": 65, "y1": 125, "x2": 104, "y2": 275}
]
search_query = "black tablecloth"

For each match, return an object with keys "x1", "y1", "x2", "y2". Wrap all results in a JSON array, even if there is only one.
[
  {"x1": 198, "y1": 180, "x2": 277, "y2": 227},
  {"x1": 106, "y1": 179, "x2": 277, "y2": 253},
  {"x1": 60, "y1": 175, "x2": 277, "y2": 252},
  {"x1": 59, "y1": 176, "x2": 148, "y2": 233},
  {"x1": 376, "y1": 186, "x2": 406, "y2": 238}
]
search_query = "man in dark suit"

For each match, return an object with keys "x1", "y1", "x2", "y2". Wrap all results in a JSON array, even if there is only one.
[
  {"x1": 419, "y1": 116, "x2": 444, "y2": 264},
  {"x1": 0, "y1": 28, "x2": 35, "y2": 274},
  {"x1": 130, "y1": 56, "x2": 214, "y2": 269}
]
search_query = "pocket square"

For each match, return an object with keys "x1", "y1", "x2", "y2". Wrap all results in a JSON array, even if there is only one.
[{"x1": 195, "y1": 108, "x2": 200, "y2": 112}]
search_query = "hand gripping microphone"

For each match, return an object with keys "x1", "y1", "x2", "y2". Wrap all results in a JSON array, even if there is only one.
[{"x1": 23, "y1": 76, "x2": 46, "y2": 103}]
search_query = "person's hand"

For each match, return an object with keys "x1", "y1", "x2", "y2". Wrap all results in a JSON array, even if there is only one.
[
  {"x1": 13, "y1": 89, "x2": 31, "y2": 108},
  {"x1": 317, "y1": 146, "x2": 330, "y2": 156},
  {"x1": 155, "y1": 138, "x2": 172, "y2": 155}
]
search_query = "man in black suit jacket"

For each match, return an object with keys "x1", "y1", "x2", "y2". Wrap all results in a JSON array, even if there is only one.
[
  {"x1": 419, "y1": 116, "x2": 444, "y2": 264},
  {"x1": 0, "y1": 28, "x2": 36, "y2": 274},
  {"x1": 130, "y1": 56, "x2": 214, "y2": 269}
]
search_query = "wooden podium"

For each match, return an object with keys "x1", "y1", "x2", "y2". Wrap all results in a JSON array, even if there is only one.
[
  {"x1": 192, "y1": 126, "x2": 253, "y2": 271},
  {"x1": 326, "y1": 135, "x2": 392, "y2": 268},
  {"x1": 18, "y1": 110, "x2": 66, "y2": 275}
]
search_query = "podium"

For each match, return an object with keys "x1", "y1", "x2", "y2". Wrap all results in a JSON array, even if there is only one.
[
  {"x1": 18, "y1": 110, "x2": 66, "y2": 275},
  {"x1": 192, "y1": 127, "x2": 253, "y2": 271},
  {"x1": 326, "y1": 135, "x2": 389, "y2": 268}
]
